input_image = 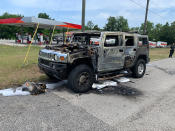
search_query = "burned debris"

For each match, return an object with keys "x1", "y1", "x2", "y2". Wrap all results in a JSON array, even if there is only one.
[{"x1": 23, "y1": 82, "x2": 47, "y2": 95}]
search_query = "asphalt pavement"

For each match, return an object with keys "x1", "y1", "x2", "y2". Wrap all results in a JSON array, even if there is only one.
[{"x1": 0, "y1": 58, "x2": 175, "y2": 131}]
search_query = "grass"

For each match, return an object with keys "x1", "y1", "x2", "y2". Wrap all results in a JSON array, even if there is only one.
[
  {"x1": 149, "y1": 48, "x2": 170, "y2": 61},
  {"x1": 0, "y1": 45, "x2": 171, "y2": 89},
  {"x1": 0, "y1": 45, "x2": 47, "y2": 89}
]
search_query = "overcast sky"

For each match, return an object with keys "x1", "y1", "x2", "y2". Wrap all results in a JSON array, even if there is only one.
[{"x1": 0, "y1": 0, "x2": 175, "y2": 28}]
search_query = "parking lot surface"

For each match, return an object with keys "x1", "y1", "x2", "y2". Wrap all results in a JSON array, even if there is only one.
[{"x1": 0, "y1": 58, "x2": 175, "y2": 131}]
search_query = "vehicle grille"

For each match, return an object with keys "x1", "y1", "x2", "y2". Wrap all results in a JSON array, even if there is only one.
[{"x1": 39, "y1": 59, "x2": 50, "y2": 66}]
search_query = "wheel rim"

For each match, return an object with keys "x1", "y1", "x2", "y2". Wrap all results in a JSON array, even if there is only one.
[
  {"x1": 78, "y1": 72, "x2": 90, "y2": 87},
  {"x1": 138, "y1": 63, "x2": 144, "y2": 75}
]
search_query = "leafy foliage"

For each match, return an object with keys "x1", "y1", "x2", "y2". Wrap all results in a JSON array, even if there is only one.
[
  {"x1": 86, "y1": 21, "x2": 94, "y2": 30},
  {"x1": 104, "y1": 16, "x2": 129, "y2": 32},
  {"x1": 38, "y1": 13, "x2": 51, "y2": 20},
  {"x1": 0, "y1": 12, "x2": 22, "y2": 39}
]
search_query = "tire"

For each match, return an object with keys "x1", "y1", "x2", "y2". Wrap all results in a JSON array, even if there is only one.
[
  {"x1": 132, "y1": 59, "x2": 146, "y2": 78},
  {"x1": 68, "y1": 64, "x2": 94, "y2": 93}
]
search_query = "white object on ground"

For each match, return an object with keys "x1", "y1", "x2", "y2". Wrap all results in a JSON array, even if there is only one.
[
  {"x1": 46, "y1": 80, "x2": 67, "y2": 90},
  {"x1": 0, "y1": 77, "x2": 129, "y2": 96},
  {"x1": 115, "y1": 77, "x2": 130, "y2": 83},
  {"x1": 120, "y1": 70, "x2": 128, "y2": 74},
  {"x1": 0, "y1": 87, "x2": 30, "y2": 97},
  {"x1": 92, "y1": 81, "x2": 117, "y2": 90},
  {"x1": 0, "y1": 80, "x2": 67, "y2": 97}
]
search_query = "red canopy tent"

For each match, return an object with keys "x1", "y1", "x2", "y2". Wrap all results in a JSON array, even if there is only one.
[
  {"x1": 0, "y1": 17, "x2": 82, "y2": 65},
  {"x1": 0, "y1": 17, "x2": 82, "y2": 29}
]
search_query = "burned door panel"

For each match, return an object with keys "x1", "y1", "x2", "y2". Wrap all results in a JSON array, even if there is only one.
[
  {"x1": 98, "y1": 34, "x2": 125, "y2": 72},
  {"x1": 124, "y1": 35, "x2": 137, "y2": 68},
  {"x1": 136, "y1": 36, "x2": 149, "y2": 58}
]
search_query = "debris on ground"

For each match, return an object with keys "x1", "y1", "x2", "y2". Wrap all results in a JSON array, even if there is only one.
[
  {"x1": 23, "y1": 82, "x2": 46, "y2": 95},
  {"x1": 95, "y1": 84, "x2": 142, "y2": 96},
  {"x1": 92, "y1": 81, "x2": 118, "y2": 90},
  {"x1": 0, "y1": 81, "x2": 67, "y2": 97},
  {"x1": 0, "y1": 77, "x2": 130, "y2": 97},
  {"x1": 92, "y1": 77, "x2": 130, "y2": 90},
  {"x1": 0, "y1": 87, "x2": 30, "y2": 96}
]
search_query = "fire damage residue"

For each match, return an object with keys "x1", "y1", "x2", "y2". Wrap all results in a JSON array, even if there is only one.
[
  {"x1": 23, "y1": 82, "x2": 46, "y2": 95},
  {"x1": 93, "y1": 84, "x2": 142, "y2": 97}
]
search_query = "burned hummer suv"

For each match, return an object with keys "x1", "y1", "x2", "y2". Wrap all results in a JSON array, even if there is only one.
[{"x1": 38, "y1": 32, "x2": 149, "y2": 93}]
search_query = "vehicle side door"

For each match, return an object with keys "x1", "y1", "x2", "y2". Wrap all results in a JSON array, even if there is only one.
[
  {"x1": 136, "y1": 36, "x2": 149, "y2": 61},
  {"x1": 124, "y1": 34, "x2": 137, "y2": 68},
  {"x1": 98, "y1": 34, "x2": 125, "y2": 72}
]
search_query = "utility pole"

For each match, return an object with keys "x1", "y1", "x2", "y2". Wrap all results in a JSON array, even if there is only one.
[
  {"x1": 82, "y1": 0, "x2": 86, "y2": 32},
  {"x1": 144, "y1": 0, "x2": 150, "y2": 34}
]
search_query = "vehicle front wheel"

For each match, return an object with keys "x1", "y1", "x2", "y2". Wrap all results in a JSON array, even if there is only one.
[
  {"x1": 132, "y1": 59, "x2": 146, "y2": 78},
  {"x1": 68, "y1": 64, "x2": 94, "y2": 93}
]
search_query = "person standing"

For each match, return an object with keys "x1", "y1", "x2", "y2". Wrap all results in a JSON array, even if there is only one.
[{"x1": 169, "y1": 44, "x2": 175, "y2": 58}]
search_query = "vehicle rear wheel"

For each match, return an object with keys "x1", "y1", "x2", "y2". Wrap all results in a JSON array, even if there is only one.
[
  {"x1": 68, "y1": 64, "x2": 93, "y2": 93},
  {"x1": 132, "y1": 59, "x2": 146, "y2": 78}
]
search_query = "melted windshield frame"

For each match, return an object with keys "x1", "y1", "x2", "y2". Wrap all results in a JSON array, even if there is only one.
[{"x1": 71, "y1": 33, "x2": 101, "y2": 46}]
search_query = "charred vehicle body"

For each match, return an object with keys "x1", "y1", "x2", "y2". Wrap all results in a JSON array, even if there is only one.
[{"x1": 38, "y1": 32, "x2": 149, "y2": 93}]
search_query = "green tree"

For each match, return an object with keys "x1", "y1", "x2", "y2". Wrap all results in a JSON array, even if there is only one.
[
  {"x1": 0, "y1": 12, "x2": 23, "y2": 39},
  {"x1": 130, "y1": 27, "x2": 140, "y2": 33},
  {"x1": 38, "y1": 13, "x2": 51, "y2": 19},
  {"x1": 152, "y1": 23, "x2": 163, "y2": 41},
  {"x1": 104, "y1": 16, "x2": 116, "y2": 31},
  {"x1": 104, "y1": 16, "x2": 129, "y2": 31},
  {"x1": 86, "y1": 21, "x2": 94, "y2": 30},
  {"x1": 159, "y1": 22, "x2": 173, "y2": 44},
  {"x1": 115, "y1": 16, "x2": 129, "y2": 31},
  {"x1": 93, "y1": 25, "x2": 101, "y2": 31},
  {"x1": 140, "y1": 21, "x2": 154, "y2": 41},
  {"x1": 170, "y1": 21, "x2": 175, "y2": 44}
]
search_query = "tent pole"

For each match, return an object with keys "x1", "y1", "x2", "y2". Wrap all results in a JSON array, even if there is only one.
[
  {"x1": 23, "y1": 23, "x2": 40, "y2": 65},
  {"x1": 49, "y1": 25, "x2": 56, "y2": 45},
  {"x1": 21, "y1": 25, "x2": 24, "y2": 44},
  {"x1": 63, "y1": 28, "x2": 65, "y2": 44}
]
